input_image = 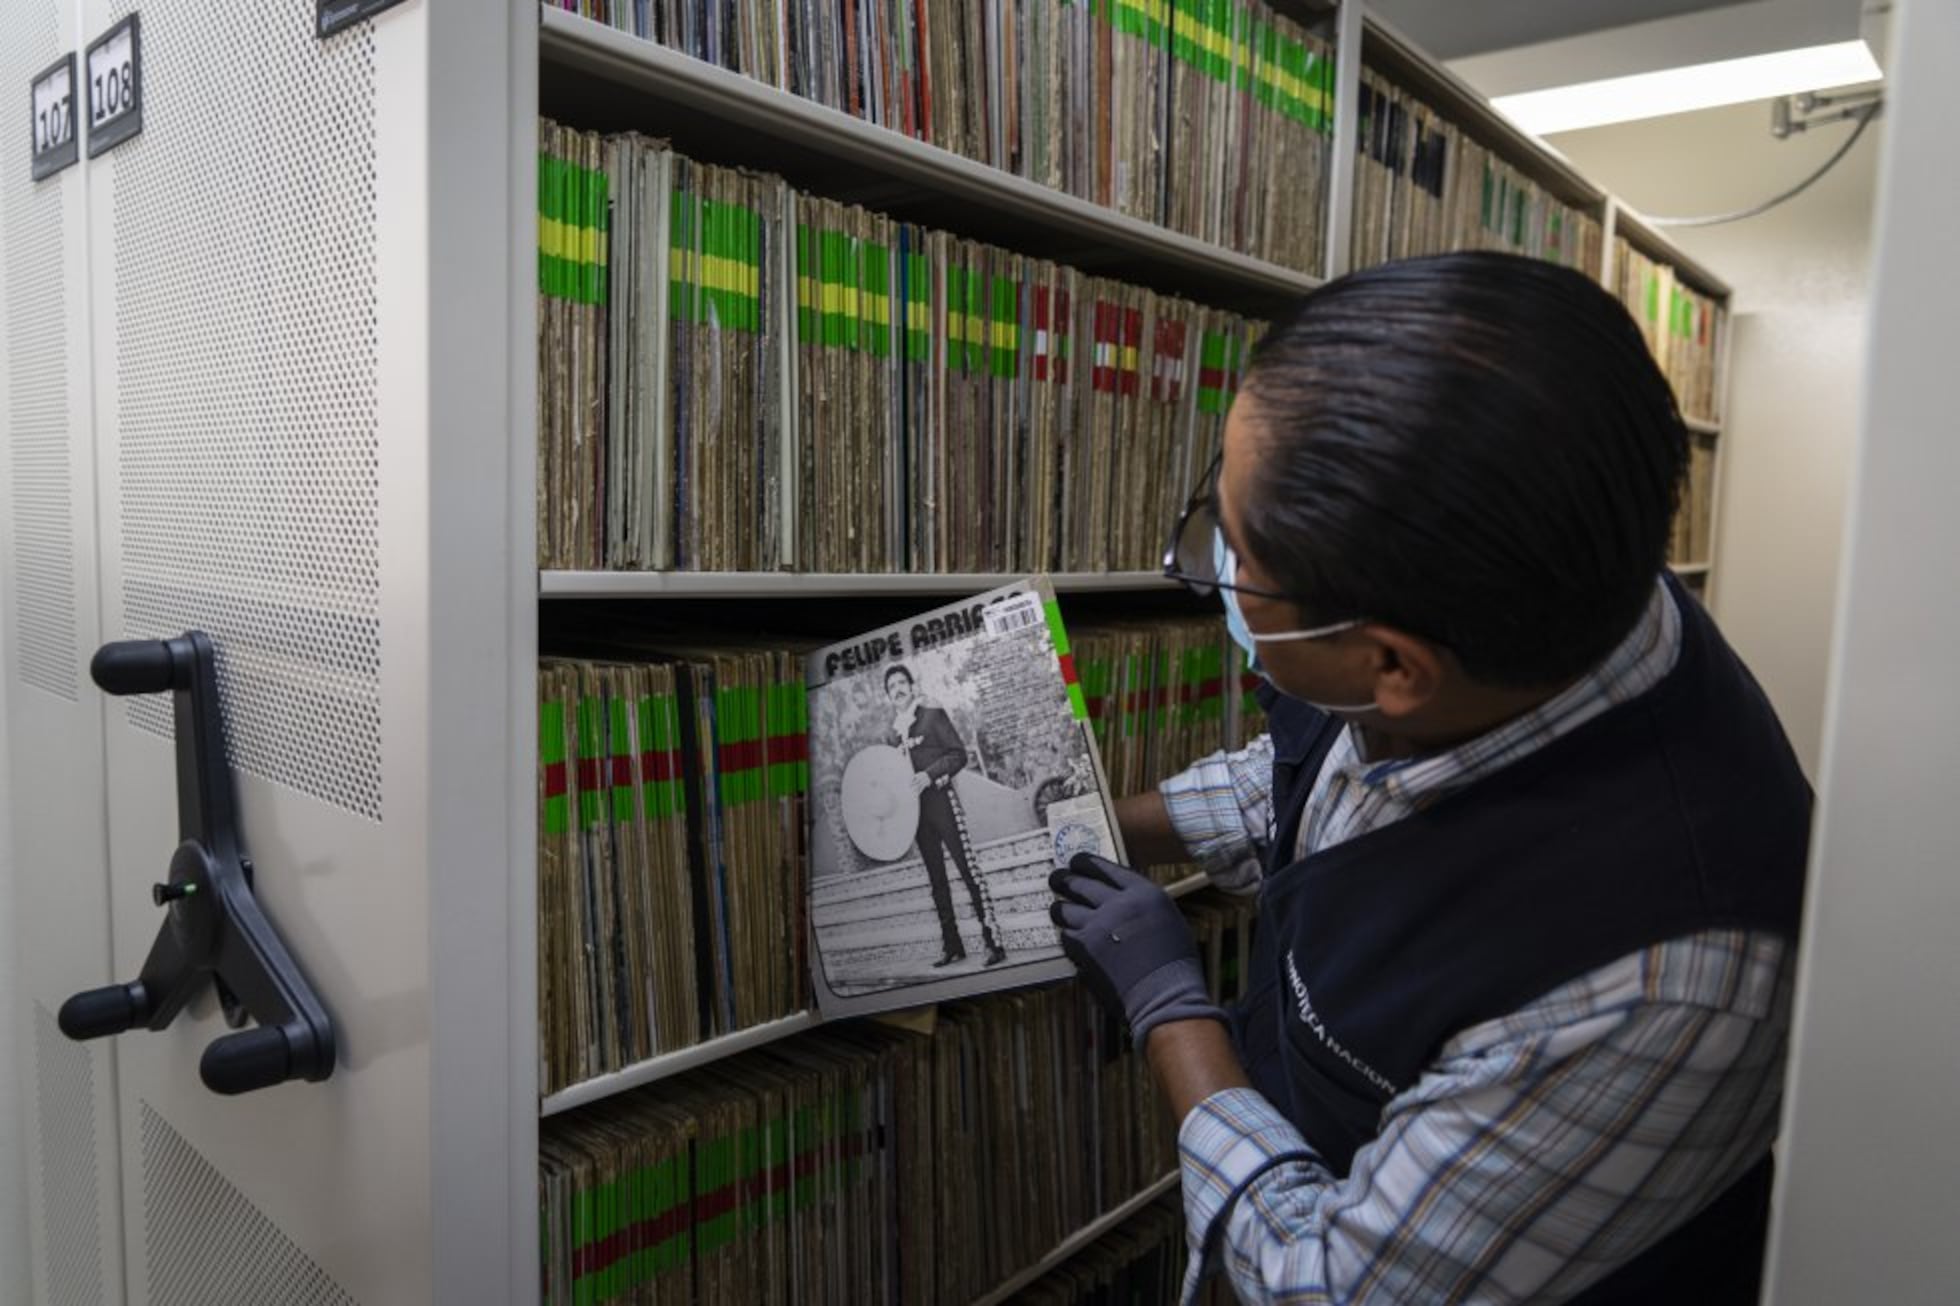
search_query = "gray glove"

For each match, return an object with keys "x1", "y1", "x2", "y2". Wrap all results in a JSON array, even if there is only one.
[{"x1": 1049, "y1": 852, "x2": 1225, "y2": 1048}]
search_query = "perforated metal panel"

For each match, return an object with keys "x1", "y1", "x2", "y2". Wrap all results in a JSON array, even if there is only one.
[
  {"x1": 33, "y1": 1003, "x2": 104, "y2": 1306},
  {"x1": 2, "y1": 0, "x2": 78, "y2": 701},
  {"x1": 140, "y1": 1102, "x2": 361, "y2": 1306},
  {"x1": 112, "y1": 0, "x2": 383, "y2": 819}
]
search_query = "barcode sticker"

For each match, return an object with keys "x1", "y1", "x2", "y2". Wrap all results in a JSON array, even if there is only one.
[{"x1": 983, "y1": 593, "x2": 1045, "y2": 637}]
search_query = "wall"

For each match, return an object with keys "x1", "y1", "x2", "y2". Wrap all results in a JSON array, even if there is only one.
[
  {"x1": 1543, "y1": 95, "x2": 1880, "y2": 777},
  {"x1": 1763, "y1": 0, "x2": 1960, "y2": 1297},
  {"x1": 2, "y1": 519, "x2": 29, "y2": 1305},
  {"x1": 1370, "y1": 0, "x2": 1799, "y2": 63}
]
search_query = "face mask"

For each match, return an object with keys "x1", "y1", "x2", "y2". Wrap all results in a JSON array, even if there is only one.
[{"x1": 1216, "y1": 528, "x2": 1377, "y2": 714}]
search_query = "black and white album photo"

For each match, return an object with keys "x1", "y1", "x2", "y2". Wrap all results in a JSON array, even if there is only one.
[{"x1": 804, "y1": 578, "x2": 1123, "y2": 1018}]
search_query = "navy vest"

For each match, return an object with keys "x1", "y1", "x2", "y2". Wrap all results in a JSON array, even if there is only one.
[{"x1": 1232, "y1": 579, "x2": 1810, "y2": 1302}]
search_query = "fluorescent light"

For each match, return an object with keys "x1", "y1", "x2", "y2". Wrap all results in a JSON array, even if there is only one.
[{"x1": 1491, "y1": 40, "x2": 1882, "y2": 136}]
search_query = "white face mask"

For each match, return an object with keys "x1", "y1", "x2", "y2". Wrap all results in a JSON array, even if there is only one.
[{"x1": 1216, "y1": 528, "x2": 1377, "y2": 715}]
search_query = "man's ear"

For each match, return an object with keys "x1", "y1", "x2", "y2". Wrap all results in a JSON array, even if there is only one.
[{"x1": 1358, "y1": 625, "x2": 1448, "y2": 717}]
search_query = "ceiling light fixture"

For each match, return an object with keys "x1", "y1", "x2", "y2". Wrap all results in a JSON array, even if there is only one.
[{"x1": 1490, "y1": 39, "x2": 1883, "y2": 136}]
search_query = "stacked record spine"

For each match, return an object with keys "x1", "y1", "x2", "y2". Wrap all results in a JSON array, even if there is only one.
[
  {"x1": 1348, "y1": 67, "x2": 1605, "y2": 278},
  {"x1": 540, "y1": 892, "x2": 1255, "y2": 1305},
  {"x1": 1611, "y1": 236, "x2": 1726, "y2": 424},
  {"x1": 539, "y1": 122, "x2": 1265, "y2": 575},
  {"x1": 547, "y1": 0, "x2": 1335, "y2": 274},
  {"x1": 538, "y1": 619, "x2": 1253, "y2": 1094}
]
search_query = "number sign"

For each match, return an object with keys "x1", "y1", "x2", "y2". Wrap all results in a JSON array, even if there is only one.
[
  {"x1": 85, "y1": 13, "x2": 141, "y2": 157},
  {"x1": 29, "y1": 54, "x2": 78, "y2": 180}
]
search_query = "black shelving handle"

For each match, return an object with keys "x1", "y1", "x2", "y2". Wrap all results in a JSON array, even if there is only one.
[{"x1": 57, "y1": 633, "x2": 336, "y2": 1096}]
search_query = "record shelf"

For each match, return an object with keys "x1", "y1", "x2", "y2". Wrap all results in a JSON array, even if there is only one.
[{"x1": 524, "y1": 3, "x2": 1739, "y2": 1300}]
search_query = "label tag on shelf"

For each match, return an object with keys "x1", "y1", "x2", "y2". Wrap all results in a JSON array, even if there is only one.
[
  {"x1": 317, "y1": 0, "x2": 412, "y2": 39},
  {"x1": 84, "y1": 14, "x2": 140, "y2": 157},
  {"x1": 29, "y1": 53, "x2": 78, "y2": 180}
]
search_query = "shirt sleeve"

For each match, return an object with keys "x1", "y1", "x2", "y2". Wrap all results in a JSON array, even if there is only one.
[
  {"x1": 1177, "y1": 930, "x2": 1792, "y2": 1305},
  {"x1": 1157, "y1": 733, "x2": 1274, "y2": 895}
]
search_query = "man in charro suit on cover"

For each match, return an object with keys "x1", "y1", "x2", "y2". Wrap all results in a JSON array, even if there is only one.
[{"x1": 885, "y1": 663, "x2": 1007, "y2": 968}]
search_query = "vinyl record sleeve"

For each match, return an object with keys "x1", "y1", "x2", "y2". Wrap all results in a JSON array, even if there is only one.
[{"x1": 804, "y1": 576, "x2": 1123, "y2": 1018}]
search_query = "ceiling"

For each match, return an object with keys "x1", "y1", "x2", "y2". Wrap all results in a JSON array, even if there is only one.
[
  {"x1": 1370, "y1": 0, "x2": 1754, "y2": 60},
  {"x1": 1372, "y1": 0, "x2": 1876, "y2": 99}
]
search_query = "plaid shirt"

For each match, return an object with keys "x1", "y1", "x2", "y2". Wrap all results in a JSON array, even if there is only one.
[{"x1": 1158, "y1": 582, "x2": 1795, "y2": 1303}]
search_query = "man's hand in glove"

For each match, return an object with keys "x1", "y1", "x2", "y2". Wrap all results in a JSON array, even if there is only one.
[{"x1": 1049, "y1": 852, "x2": 1226, "y2": 1049}]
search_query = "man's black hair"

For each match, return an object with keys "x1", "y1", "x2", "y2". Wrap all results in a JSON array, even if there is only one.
[
  {"x1": 1237, "y1": 250, "x2": 1688, "y2": 689},
  {"x1": 884, "y1": 663, "x2": 914, "y2": 691}
]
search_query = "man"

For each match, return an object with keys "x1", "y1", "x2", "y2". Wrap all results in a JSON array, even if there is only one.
[
  {"x1": 886, "y1": 663, "x2": 1006, "y2": 968},
  {"x1": 1051, "y1": 252, "x2": 1810, "y2": 1303}
]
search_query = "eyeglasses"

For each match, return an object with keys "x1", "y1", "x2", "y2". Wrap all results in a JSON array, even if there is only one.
[{"x1": 1160, "y1": 452, "x2": 1300, "y2": 602}]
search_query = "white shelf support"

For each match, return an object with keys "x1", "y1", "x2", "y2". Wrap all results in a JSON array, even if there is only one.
[{"x1": 1324, "y1": 0, "x2": 1365, "y2": 280}]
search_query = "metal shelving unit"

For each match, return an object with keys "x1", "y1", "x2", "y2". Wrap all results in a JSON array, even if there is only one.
[
  {"x1": 525, "y1": 2, "x2": 1741, "y2": 1295},
  {"x1": 0, "y1": 0, "x2": 1752, "y2": 1300},
  {"x1": 527, "y1": 11, "x2": 1323, "y2": 1288}
]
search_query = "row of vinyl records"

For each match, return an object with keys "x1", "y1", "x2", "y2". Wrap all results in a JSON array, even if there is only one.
[
  {"x1": 1349, "y1": 68, "x2": 1605, "y2": 279},
  {"x1": 1019, "y1": 1200, "x2": 1236, "y2": 1306},
  {"x1": 1023, "y1": 1202, "x2": 1193, "y2": 1306},
  {"x1": 546, "y1": 0, "x2": 1335, "y2": 272},
  {"x1": 540, "y1": 893, "x2": 1253, "y2": 1306},
  {"x1": 539, "y1": 119, "x2": 1261, "y2": 574},
  {"x1": 1613, "y1": 238, "x2": 1728, "y2": 424},
  {"x1": 1343, "y1": 71, "x2": 1733, "y2": 426},
  {"x1": 1669, "y1": 435, "x2": 1718, "y2": 569},
  {"x1": 538, "y1": 617, "x2": 1260, "y2": 1095}
]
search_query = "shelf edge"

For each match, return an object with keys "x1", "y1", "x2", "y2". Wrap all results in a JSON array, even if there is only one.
[
  {"x1": 968, "y1": 1171, "x2": 1182, "y2": 1306},
  {"x1": 540, "y1": 1011, "x2": 821, "y2": 1116},
  {"x1": 540, "y1": 570, "x2": 1181, "y2": 598}
]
